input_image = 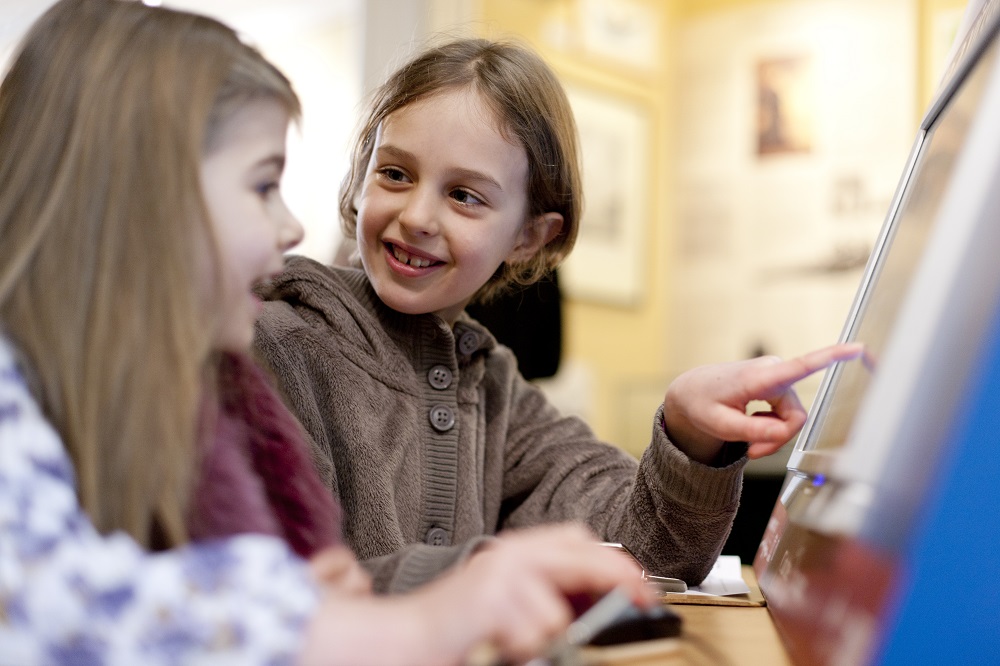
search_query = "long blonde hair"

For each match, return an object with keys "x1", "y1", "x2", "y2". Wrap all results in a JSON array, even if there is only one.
[{"x1": 0, "y1": 0, "x2": 300, "y2": 548}]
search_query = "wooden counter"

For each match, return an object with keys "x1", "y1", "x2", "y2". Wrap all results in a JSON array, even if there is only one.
[{"x1": 580, "y1": 567, "x2": 791, "y2": 666}]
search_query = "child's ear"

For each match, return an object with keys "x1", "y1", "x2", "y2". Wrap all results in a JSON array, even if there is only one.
[{"x1": 507, "y1": 212, "x2": 564, "y2": 263}]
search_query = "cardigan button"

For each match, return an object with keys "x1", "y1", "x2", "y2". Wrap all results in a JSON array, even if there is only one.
[
  {"x1": 429, "y1": 404, "x2": 455, "y2": 432},
  {"x1": 425, "y1": 527, "x2": 449, "y2": 546},
  {"x1": 457, "y1": 330, "x2": 480, "y2": 355},
  {"x1": 427, "y1": 365, "x2": 453, "y2": 390}
]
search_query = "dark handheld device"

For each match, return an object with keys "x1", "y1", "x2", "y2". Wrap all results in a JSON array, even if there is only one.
[
  {"x1": 586, "y1": 600, "x2": 682, "y2": 646},
  {"x1": 559, "y1": 587, "x2": 682, "y2": 652}
]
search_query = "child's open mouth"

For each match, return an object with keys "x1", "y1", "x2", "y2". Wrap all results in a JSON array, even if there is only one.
[{"x1": 386, "y1": 242, "x2": 443, "y2": 269}]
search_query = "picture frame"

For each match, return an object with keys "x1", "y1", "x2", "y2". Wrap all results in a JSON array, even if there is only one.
[
  {"x1": 560, "y1": 82, "x2": 651, "y2": 306},
  {"x1": 755, "y1": 54, "x2": 814, "y2": 157}
]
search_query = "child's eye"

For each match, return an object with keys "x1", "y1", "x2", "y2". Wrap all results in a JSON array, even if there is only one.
[
  {"x1": 378, "y1": 166, "x2": 410, "y2": 183},
  {"x1": 451, "y1": 188, "x2": 484, "y2": 206},
  {"x1": 255, "y1": 181, "x2": 280, "y2": 198}
]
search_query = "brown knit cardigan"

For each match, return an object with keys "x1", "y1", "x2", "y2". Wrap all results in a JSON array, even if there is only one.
[{"x1": 253, "y1": 256, "x2": 747, "y2": 593}]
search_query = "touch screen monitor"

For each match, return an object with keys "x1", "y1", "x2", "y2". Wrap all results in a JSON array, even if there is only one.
[
  {"x1": 754, "y1": 4, "x2": 1000, "y2": 664},
  {"x1": 785, "y1": 9, "x2": 999, "y2": 478}
]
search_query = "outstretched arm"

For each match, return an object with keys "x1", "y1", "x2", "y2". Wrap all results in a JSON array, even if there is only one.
[
  {"x1": 300, "y1": 524, "x2": 654, "y2": 666},
  {"x1": 663, "y1": 342, "x2": 864, "y2": 463}
]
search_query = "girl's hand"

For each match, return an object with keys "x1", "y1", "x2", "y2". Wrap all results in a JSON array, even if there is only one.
[
  {"x1": 308, "y1": 546, "x2": 372, "y2": 597},
  {"x1": 663, "y1": 342, "x2": 864, "y2": 463},
  {"x1": 300, "y1": 524, "x2": 653, "y2": 666},
  {"x1": 424, "y1": 524, "x2": 654, "y2": 665}
]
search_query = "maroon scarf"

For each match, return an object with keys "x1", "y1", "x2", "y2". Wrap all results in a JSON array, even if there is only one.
[{"x1": 187, "y1": 353, "x2": 341, "y2": 558}]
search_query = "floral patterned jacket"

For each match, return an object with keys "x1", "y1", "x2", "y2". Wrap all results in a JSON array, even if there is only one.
[{"x1": 0, "y1": 335, "x2": 319, "y2": 665}]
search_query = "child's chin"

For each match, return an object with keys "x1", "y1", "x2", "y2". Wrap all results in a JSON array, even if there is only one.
[
  {"x1": 381, "y1": 298, "x2": 430, "y2": 316},
  {"x1": 215, "y1": 324, "x2": 254, "y2": 355},
  {"x1": 369, "y1": 285, "x2": 425, "y2": 314}
]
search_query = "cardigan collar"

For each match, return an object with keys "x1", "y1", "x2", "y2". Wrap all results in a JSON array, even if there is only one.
[{"x1": 267, "y1": 255, "x2": 499, "y2": 362}]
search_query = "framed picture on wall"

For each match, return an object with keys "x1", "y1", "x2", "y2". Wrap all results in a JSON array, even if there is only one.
[
  {"x1": 560, "y1": 82, "x2": 651, "y2": 306},
  {"x1": 756, "y1": 54, "x2": 814, "y2": 157}
]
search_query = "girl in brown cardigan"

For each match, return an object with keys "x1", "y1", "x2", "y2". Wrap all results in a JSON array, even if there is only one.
[{"x1": 254, "y1": 38, "x2": 861, "y2": 594}]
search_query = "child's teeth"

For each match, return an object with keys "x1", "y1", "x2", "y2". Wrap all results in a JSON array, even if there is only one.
[{"x1": 393, "y1": 246, "x2": 431, "y2": 268}]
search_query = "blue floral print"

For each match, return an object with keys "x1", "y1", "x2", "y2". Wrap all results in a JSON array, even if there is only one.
[{"x1": 0, "y1": 336, "x2": 320, "y2": 665}]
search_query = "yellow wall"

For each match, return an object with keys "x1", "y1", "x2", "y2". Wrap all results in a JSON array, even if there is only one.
[
  {"x1": 479, "y1": 0, "x2": 677, "y2": 451},
  {"x1": 673, "y1": 0, "x2": 968, "y2": 126},
  {"x1": 673, "y1": 0, "x2": 968, "y2": 115},
  {"x1": 476, "y1": 0, "x2": 971, "y2": 453},
  {"x1": 918, "y1": 0, "x2": 974, "y2": 112}
]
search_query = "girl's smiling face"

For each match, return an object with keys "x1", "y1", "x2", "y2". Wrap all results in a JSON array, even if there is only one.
[
  {"x1": 356, "y1": 88, "x2": 551, "y2": 325},
  {"x1": 200, "y1": 99, "x2": 303, "y2": 353}
]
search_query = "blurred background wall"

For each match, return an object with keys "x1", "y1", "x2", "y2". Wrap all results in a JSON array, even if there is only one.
[{"x1": 0, "y1": 0, "x2": 971, "y2": 557}]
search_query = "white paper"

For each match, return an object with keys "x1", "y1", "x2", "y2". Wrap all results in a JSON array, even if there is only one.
[{"x1": 686, "y1": 555, "x2": 752, "y2": 597}]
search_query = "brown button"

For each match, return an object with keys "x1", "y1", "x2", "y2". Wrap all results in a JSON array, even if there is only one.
[
  {"x1": 458, "y1": 330, "x2": 480, "y2": 355},
  {"x1": 429, "y1": 404, "x2": 455, "y2": 432},
  {"x1": 427, "y1": 365, "x2": 453, "y2": 390},
  {"x1": 425, "y1": 527, "x2": 449, "y2": 546}
]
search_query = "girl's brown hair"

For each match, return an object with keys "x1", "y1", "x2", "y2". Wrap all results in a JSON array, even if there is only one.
[
  {"x1": 0, "y1": 0, "x2": 299, "y2": 548},
  {"x1": 339, "y1": 38, "x2": 582, "y2": 302}
]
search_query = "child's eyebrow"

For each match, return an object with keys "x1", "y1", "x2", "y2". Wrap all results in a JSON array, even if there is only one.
[
  {"x1": 450, "y1": 167, "x2": 503, "y2": 192},
  {"x1": 253, "y1": 154, "x2": 286, "y2": 172},
  {"x1": 377, "y1": 144, "x2": 503, "y2": 192}
]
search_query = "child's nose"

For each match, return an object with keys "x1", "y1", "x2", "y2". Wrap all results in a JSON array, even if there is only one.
[
  {"x1": 397, "y1": 188, "x2": 440, "y2": 236},
  {"x1": 279, "y1": 206, "x2": 304, "y2": 252}
]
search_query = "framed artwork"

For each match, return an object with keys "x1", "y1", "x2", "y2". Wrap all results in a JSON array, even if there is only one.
[
  {"x1": 577, "y1": 0, "x2": 660, "y2": 71},
  {"x1": 560, "y1": 83, "x2": 651, "y2": 305},
  {"x1": 756, "y1": 54, "x2": 814, "y2": 156}
]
